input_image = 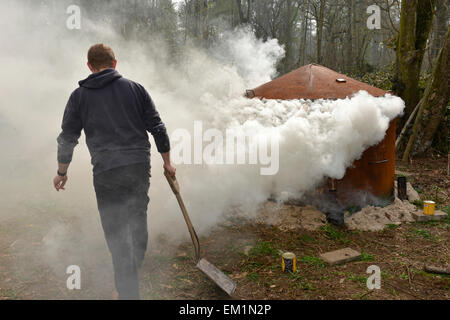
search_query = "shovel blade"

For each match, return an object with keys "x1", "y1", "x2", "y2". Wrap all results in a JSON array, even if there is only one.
[{"x1": 197, "y1": 258, "x2": 236, "y2": 296}]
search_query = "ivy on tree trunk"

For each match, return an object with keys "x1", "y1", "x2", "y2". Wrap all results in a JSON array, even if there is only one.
[
  {"x1": 395, "y1": 0, "x2": 436, "y2": 125},
  {"x1": 402, "y1": 26, "x2": 449, "y2": 161}
]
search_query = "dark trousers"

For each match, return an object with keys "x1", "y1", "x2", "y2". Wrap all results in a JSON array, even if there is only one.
[{"x1": 93, "y1": 162, "x2": 150, "y2": 300}]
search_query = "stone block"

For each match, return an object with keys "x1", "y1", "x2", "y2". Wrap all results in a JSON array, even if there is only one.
[{"x1": 320, "y1": 248, "x2": 361, "y2": 265}]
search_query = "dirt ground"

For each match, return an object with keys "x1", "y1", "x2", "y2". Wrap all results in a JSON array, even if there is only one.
[{"x1": 0, "y1": 155, "x2": 449, "y2": 300}]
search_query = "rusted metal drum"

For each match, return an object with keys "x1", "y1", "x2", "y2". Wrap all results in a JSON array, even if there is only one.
[
  {"x1": 247, "y1": 63, "x2": 387, "y2": 100},
  {"x1": 334, "y1": 119, "x2": 396, "y2": 204},
  {"x1": 247, "y1": 64, "x2": 396, "y2": 205}
]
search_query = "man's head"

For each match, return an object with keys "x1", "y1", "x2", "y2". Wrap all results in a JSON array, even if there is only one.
[{"x1": 87, "y1": 44, "x2": 117, "y2": 73}]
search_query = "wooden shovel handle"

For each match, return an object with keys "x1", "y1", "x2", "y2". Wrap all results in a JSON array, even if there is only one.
[
  {"x1": 164, "y1": 171, "x2": 201, "y2": 262},
  {"x1": 164, "y1": 170, "x2": 180, "y2": 194}
]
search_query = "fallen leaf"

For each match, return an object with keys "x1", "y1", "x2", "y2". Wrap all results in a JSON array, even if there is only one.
[
  {"x1": 181, "y1": 279, "x2": 193, "y2": 285},
  {"x1": 230, "y1": 272, "x2": 248, "y2": 279}
]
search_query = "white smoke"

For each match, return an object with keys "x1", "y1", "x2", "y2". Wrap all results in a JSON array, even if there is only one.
[
  {"x1": 0, "y1": 1, "x2": 404, "y2": 278},
  {"x1": 161, "y1": 91, "x2": 404, "y2": 232},
  {"x1": 212, "y1": 27, "x2": 286, "y2": 88}
]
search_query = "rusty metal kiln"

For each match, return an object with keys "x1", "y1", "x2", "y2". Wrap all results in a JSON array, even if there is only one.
[{"x1": 246, "y1": 64, "x2": 396, "y2": 206}]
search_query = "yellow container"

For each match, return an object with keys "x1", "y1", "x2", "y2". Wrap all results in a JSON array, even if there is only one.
[
  {"x1": 282, "y1": 252, "x2": 296, "y2": 273},
  {"x1": 423, "y1": 201, "x2": 436, "y2": 215}
]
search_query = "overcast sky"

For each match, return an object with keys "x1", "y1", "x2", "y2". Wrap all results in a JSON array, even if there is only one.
[{"x1": 172, "y1": 0, "x2": 183, "y2": 8}]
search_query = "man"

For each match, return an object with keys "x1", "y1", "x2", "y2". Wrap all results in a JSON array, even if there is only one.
[{"x1": 53, "y1": 44, "x2": 176, "y2": 300}]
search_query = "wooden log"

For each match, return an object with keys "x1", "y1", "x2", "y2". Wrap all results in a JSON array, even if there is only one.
[{"x1": 424, "y1": 265, "x2": 450, "y2": 275}]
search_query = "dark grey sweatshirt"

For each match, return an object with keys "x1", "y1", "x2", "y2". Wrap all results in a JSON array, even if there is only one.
[{"x1": 57, "y1": 69, "x2": 170, "y2": 175}]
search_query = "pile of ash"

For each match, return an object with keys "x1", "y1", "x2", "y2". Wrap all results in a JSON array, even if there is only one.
[
  {"x1": 251, "y1": 181, "x2": 421, "y2": 232},
  {"x1": 344, "y1": 181, "x2": 420, "y2": 231},
  {"x1": 255, "y1": 201, "x2": 327, "y2": 231},
  {"x1": 344, "y1": 198, "x2": 418, "y2": 231}
]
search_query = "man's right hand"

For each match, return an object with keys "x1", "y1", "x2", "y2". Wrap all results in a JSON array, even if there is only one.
[{"x1": 164, "y1": 162, "x2": 176, "y2": 177}]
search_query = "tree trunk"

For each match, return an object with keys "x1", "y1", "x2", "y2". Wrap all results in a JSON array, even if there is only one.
[
  {"x1": 298, "y1": 0, "x2": 309, "y2": 66},
  {"x1": 402, "y1": 26, "x2": 449, "y2": 160},
  {"x1": 282, "y1": 0, "x2": 300, "y2": 73},
  {"x1": 395, "y1": 0, "x2": 437, "y2": 124},
  {"x1": 283, "y1": 0, "x2": 293, "y2": 73},
  {"x1": 202, "y1": 0, "x2": 209, "y2": 42},
  {"x1": 430, "y1": 0, "x2": 448, "y2": 62},
  {"x1": 316, "y1": 0, "x2": 325, "y2": 64},
  {"x1": 236, "y1": 0, "x2": 247, "y2": 24},
  {"x1": 345, "y1": 0, "x2": 354, "y2": 72}
]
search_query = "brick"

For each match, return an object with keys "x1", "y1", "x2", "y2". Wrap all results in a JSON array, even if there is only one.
[
  {"x1": 412, "y1": 210, "x2": 448, "y2": 222},
  {"x1": 320, "y1": 248, "x2": 361, "y2": 265}
]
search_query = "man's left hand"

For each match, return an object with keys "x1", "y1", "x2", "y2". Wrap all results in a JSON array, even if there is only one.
[{"x1": 53, "y1": 175, "x2": 68, "y2": 191}]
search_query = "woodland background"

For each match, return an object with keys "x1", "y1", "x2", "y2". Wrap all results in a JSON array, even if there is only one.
[{"x1": 34, "y1": 0, "x2": 449, "y2": 159}]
